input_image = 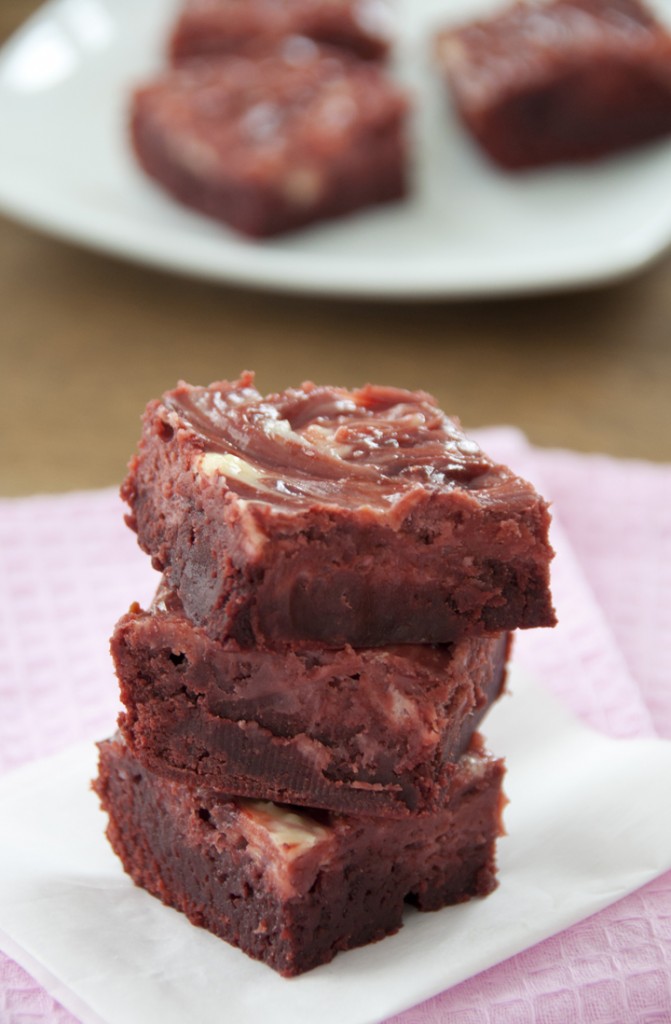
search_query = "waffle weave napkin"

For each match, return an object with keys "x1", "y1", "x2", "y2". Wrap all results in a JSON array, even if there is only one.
[{"x1": 1, "y1": 429, "x2": 670, "y2": 1024}]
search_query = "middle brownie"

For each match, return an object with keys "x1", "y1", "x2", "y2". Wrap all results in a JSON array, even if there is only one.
[{"x1": 113, "y1": 594, "x2": 510, "y2": 817}]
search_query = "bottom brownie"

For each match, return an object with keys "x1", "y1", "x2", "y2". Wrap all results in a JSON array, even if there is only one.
[{"x1": 94, "y1": 735, "x2": 505, "y2": 977}]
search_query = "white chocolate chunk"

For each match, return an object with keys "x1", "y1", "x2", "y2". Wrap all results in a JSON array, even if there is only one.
[
  {"x1": 236, "y1": 499, "x2": 268, "y2": 557},
  {"x1": 263, "y1": 417, "x2": 295, "y2": 439},
  {"x1": 302, "y1": 423, "x2": 354, "y2": 459},
  {"x1": 388, "y1": 686, "x2": 418, "y2": 724},
  {"x1": 267, "y1": 416, "x2": 354, "y2": 460},
  {"x1": 198, "y1": 451, "x2": 262, "y2": 487},
  {"x1": 243, "y1": 800, "x2": 329, "y2": 855},
  {"x1": 281, "y1": 166, "x2": 323, "y2": 207}
]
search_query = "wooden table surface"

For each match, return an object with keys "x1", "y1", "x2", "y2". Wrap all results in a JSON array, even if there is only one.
[{"x1": 2, "y1": 1, "x2": 670, "y2": 498}]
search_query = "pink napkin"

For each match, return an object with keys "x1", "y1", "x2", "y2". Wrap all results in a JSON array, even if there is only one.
[{"x1": 1, "y1": 431, "x2": 670, "y2": 1024}]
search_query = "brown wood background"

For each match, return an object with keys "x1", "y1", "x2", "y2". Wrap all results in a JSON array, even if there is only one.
[{"x1": 2, "y1": 1, "x2": 670, "y2": 497}]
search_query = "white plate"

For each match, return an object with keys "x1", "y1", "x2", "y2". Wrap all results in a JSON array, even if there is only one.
[{"x1": 2, "y1": 0, "x2": 671, "y2": 299}]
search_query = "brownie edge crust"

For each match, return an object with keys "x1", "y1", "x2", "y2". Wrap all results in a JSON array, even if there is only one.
[
  {"x1": 94, "y1": 734, "x2": 505, "y2": 977},
  {"x1": 121, "y1": 374, "x2": 556, "y2": 648}
]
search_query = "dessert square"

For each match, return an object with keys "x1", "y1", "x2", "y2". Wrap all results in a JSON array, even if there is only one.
[
  {"x1": 169, "y1": 0, "x2": 392, "y2": 65},
  {"x1": 94, "y1": 734, "x2": 505, "y2": 976},
  {"x1": 435, "y1": 0, "x2": 671, "y2": 169},
  {"x1": 130, "y1": 40, "x2": 408, "y2": 238},
  {"x1": 121, "y1": 374, "x2": 555, "y2": 647},
  {"x1": 113, "y1": 592, "x2": 510, "y2": 816}
]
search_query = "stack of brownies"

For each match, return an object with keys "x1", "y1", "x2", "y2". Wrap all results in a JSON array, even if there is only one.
[{"x1": 94, "y1": 373, "x2": 556, "y2": 976}]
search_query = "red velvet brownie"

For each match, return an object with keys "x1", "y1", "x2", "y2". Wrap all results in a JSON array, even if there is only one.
[
  {"x1": 94, "y1": 733, "x2": 505, "y2": 976},
  {"x1": 169, "y1": 0, "x2": 393, "y2": 65},
  {"x1": 122, "y1": 374, "x2": 555, "y2": 648},
  {"x1": 435, "y1": 0, "x2": 671, "y2": 169},
  {"x1": 112, "y1": 591, "x2": 510, "y2": 815},
  {"x1": 130, "y1": 40, "x2": 408, "y2": 238}
]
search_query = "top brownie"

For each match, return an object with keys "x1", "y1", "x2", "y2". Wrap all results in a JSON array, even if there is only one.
[
  {"x1": 170, "y1": 0, "x2": 393, "y2": 65},
  {"x1": 435, "y1": 0, "x2": 671, "y2": 168},
  {"x1": 122, "y1": 373, "x2": 555, "y2": 647}
]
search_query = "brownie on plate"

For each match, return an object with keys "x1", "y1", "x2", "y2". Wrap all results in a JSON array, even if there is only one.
[
  {"x1": 435, "y1": 0, "x2": 671, "y2": 169},
  {"x1": 94, "y1": 733, "x2": 505, "y2": 976},
  {"x1": 130, "y1": 40, "x2": 408, "y2": 238},
  {"x1": 121, "y1": 374, "x2": 555, "y2": 648},
  {"x1": 112, "y1": 592, "x2": 510, "y2": 816},
  {"x1": 169, "y1": 0, "x2": 392, "y2": 65}
]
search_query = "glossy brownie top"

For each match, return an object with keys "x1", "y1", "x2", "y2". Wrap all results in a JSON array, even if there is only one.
[{"x1": 157, "y1": 372, "x2": 540, "y2": 513}]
